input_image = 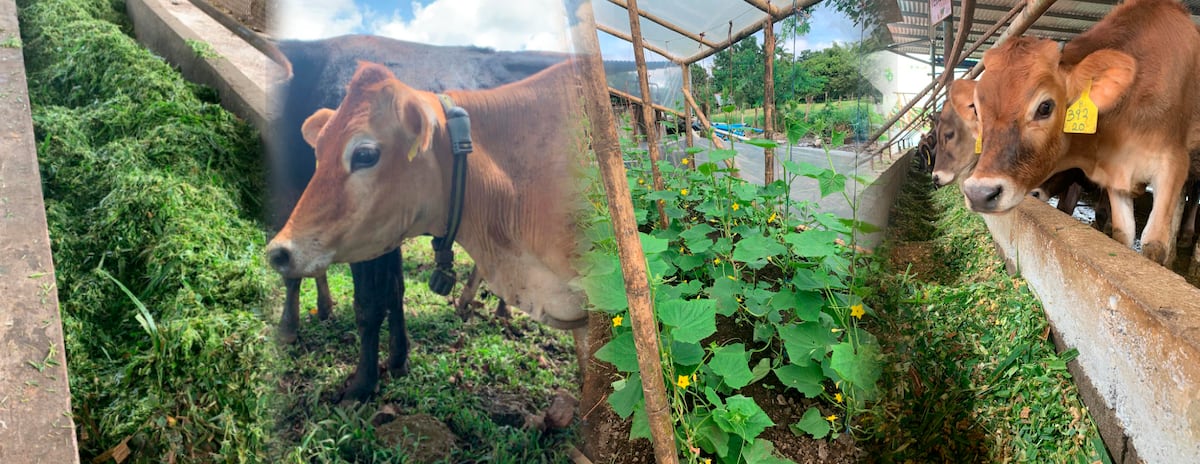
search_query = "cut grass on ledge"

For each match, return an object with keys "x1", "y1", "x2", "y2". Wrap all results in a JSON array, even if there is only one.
[{"x1": 862, "y1": 166, "x2": 1111, "y2": 463}]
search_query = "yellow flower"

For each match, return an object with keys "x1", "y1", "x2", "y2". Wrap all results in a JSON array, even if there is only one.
[
  {"x1": 681, "y1": 158, "x2": 690, "y2": 165},
  {"x1": 851, "y1": 304, "x2": 865, "y2": 320},
  {"x1": 727, "y1": 275, "x2": 737, "y2": 281},
  {"x1": 308, "y1": 307, "x2": 318, "y2": 316},
  {"x1": 677, "y1": 375, "x2": 691, "y2": 389},
  {"x1": 768, "y1": 211, "x2": 777, "y2": 223},
  {"x1": 713, "y1": 258, "x2": 722, "y2": 265},
  {"x1": 637, "y1": 178, "x2": 645, "y2": 185},
  {"x1": 680, "y1": 246, "x2": 686, "y2": 253},
  {"x1": 703, "y1": 459, "x2": 711, "y2": 464},
  {"x1": 831, "y1": 327, "x2": 842, "y2": 333},
  {"x1": 612, "y1": 315, "x2": 623, "y2": 327},
  {"x1": 834, "y1": 393, "x2": 843, "y2": 403},
  {"x1": 732, "y1": 203, "x2": 740, "y2": 211},
  {"x1": 681, "y1": 188, "x2": 689, "y2": 196},
  {"x1": 825, "y1": 414, "x2": 838, "y2": 423}
]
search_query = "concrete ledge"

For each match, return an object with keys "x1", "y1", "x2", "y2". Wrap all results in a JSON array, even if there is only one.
[
  {"x1": 0, "y1": 0, "x2": 80, "y2": 462},
  {"x1": 126, "y1": 0, "x2": 284, "y2": 132},
  {"x1": 854, "y1": 151, "x2": 912, "y2": 250},
  {"x1": 983, "y1": 198, "x2": 1200, "y2": 464}
]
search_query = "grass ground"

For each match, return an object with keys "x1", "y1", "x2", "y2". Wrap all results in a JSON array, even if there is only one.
[
  {"x1": 271, "y1": 237, "x2": 580, "y2": 463},
  {"x1": 861, "y1": 166, "x2": 1112, "y2": 463}
]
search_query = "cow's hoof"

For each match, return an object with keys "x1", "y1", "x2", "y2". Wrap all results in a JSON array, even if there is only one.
[
  {"x1": 316, "y1": 299, "x2": 335, "y2": 321},
  {"x1": 333, "y1": 377, "x2": 376, "y2": 404},
  {"x1": 1143, "y1": 241, "x2": 1170, "y2": 265},
  {"x1": 384, "y1": 358, "x2": 410, "y2": 379},
  {"x1": 277, "y1": 323, "x2": 299, "y2": 345},
  {"x1": 1182, "y1": 232, "x2": 1195, "y2": 247}
]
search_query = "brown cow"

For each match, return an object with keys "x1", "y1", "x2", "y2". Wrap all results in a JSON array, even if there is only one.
[
  {"x1": 931, "y1": 80, "x2": 980, "y2": 188},
  {"x1": 265, "y1": 59, "x2": 589, "y2": 399},
  {"x1": 957, "y1": 0, "x2": 1200, "y2": 264}
]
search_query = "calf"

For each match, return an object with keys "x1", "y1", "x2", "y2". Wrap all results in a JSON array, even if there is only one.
[
  {"x1": 266, "y1": 58, "x2": 589, "y2": 401},
  {"x1": 267, "y1": 36, "x2": 568, "y2": 400},
  {"x1": 957, "y1": 0, "x2": 1200, "y2": 264}
]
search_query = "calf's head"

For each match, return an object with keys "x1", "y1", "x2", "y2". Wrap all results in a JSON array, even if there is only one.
[
  {"x1": 267, "y1": 62, "x2": 445, "y2": 278},
  {"x1": 931, "y1": 79, "x2": 979, "y2": 187},
  {"x1": 959, "y1": 37, "x2": 1135, "y2": 213}
]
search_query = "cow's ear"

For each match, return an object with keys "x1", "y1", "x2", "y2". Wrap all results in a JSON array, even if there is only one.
[
  {"x1": 948, "y1": 79, "x2": 978, "y2": 128},
  {"x1": 394, "y1": 92, "x2": 438, "y2": 161},
  {"x1": 302, "y1": 108, "x2": 335, "y2": 149},
  {"x1": 1069, "y1": 50, "x2": 1136, "y2": 113}
]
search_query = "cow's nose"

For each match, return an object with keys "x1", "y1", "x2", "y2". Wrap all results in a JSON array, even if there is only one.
[
  {"x1": 963, "y1": 181, "x2": 1004, "y2": 212},
  {"x1": 267, "y1": 244, "x2": 293, "y2": 274},
  {"x1": 931, "y1": 173, "x2": 943, "y2": 188}
]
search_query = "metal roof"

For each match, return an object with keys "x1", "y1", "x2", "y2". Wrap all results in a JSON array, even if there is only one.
[{"x1": 885, "y1": 0, "x2": 1200, "y2": 67}]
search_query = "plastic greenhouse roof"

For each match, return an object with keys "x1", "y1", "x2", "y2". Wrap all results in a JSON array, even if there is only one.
[{"x1": 594, "y1": 0, "x2": 818, "y2": 64}]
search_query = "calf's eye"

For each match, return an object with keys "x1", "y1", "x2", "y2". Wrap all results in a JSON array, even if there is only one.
[
  {"x1": 1034, "y1": 100, "x2": 1054, "y2": 120},
  {"x1": 351, "y1": 143, "x2": 380, "y2": 171},
  {"x1": 944, "y1": 130, "x2": 955, "y2": 141}
]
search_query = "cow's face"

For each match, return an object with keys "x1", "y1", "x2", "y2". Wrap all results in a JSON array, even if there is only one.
[
  {"x1": 932, "y1": 80, "x2": 979, "y2": 187},
  {"x1": 960, "y1": 37, "x2": 1135, "y2": 213},
  {"x1": 267, "y1": 62, "x2": 444, "y2": 278}
]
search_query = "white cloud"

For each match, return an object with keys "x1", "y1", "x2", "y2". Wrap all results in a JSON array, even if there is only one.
[
  {"x1": 372, "y1": 0, "x2": 572, "y2": 52},
  {"x1": 274, "y1": 0, "x2": 365, "y2": 40}
]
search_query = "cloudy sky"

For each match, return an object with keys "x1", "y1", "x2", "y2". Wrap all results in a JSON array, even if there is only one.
[{"x1": 274, "y1": 0, "x2": 861, "y2": 61}]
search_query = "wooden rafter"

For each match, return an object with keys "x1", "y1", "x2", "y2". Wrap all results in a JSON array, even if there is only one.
[
  {"x1": 595, "y1": 22, "x2": 684, "y2": 63},
  {"x1": 683, "y1": 0, "x2": 817, "y2": 64},
  {"x1": 607, "y1": 0, "x2": 722, "y2": 49},
  {"x1": 608, "y1": 86, "x2": 684, "y2": 117}
]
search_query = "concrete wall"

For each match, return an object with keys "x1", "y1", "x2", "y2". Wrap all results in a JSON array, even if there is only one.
[
  {"x1": 983, "y1": 198, "x2": 1200, "y2": 464},
  {"x1": 0, "y1": 0, "x2": 80, "y2": 462}
]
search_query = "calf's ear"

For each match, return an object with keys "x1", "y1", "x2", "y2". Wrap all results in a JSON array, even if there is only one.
[
  {"x1": 301, "y1": 108, "x2": 335, "y2": 149},
  {"x1": 1069, "y1": 50, "x2": 1136, "y2": 113},
  {"x1": 948, "y1": 79, "x2": 978, "y2": 131}
]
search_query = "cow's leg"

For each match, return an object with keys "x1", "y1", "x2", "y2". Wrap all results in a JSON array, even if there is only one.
[
  {"x1": 495, "y1": 299, "x2": 510, "y2": 320},
  {"x1": 1141, "y1": 168, "x2": 1188, "y2": 265},
  {"x1": 1108, "y1": 189, "x2": 1137, "y2": 248},
  {"x1": 339, "y1": 253, "x2": 396, "y2": 402},
  {"x1": 279, "y1": 278, "x2": 302, "y2": 344},
  {"x1": 314, "y1": 272, "x2": 335, "y2": 321},
  {"x1": 455, "y1": 265, "x2": 483, "y2": 321},
  {"x1": 1057, "y1": 182, "x2": 1083, "y2": 216},
  {"x1": 1180, "y1": 180, "x2": 1199, "y2": 246},
  {"x1": 571, "y1": 325, "x2": 589, "y2": 379},
  {"x1": 382, "y1": 249, "x2": 409, "y2": 377}
]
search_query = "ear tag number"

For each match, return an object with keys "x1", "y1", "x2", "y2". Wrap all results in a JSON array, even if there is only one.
[{"x1": 1064, "y1": 79, "x2": 1098, "y2": 134}]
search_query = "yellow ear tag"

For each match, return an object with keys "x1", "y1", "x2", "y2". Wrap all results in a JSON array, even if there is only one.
[
  {"x1": 405, "y1": 139, "x2": 420, "y2": 161},
  {"x1": 1064, "y1": 79, "x2": 1098, "y2": 134},
  {"x1": 974, "y1": 135, "x2": 982, "y2": 154}
]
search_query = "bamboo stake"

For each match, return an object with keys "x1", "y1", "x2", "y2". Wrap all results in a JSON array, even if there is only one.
[
  {"x1": 682, "y1": 63, "x2": 696, "y2": 168},
  {"x1": 609, "y1": 87, "x2": 684, "y2": 117},
  {"x1": 626, "y1": 0, "x2": 668, "y2": 230},
  {"x1": 589, "y1": 2, "x2": 680, "y2": 461},
  {"x1": 762, "y1": 15, "x2": 776, "y2": 185}
]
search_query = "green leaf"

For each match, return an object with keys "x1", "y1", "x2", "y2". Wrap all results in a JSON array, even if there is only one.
[
  {"x1": 741, "y1": 438, "x2": 796, "y2": 464},
  {"x1": 608, "y1": 373, "x2": 643, "y2": 419},
  {"x1": 792, "y1": 407, "x2": 830, "y2": 439},
  {"x1": 709, "y1": 149, "x2": 738, "y2": 163},
  {"x1": 792, "y1": 267, "x2": 847, "y2": 290},
  {"x1": 785, "y1": 230, "x2": 840, "y2": 258},
  {"x1": 658, "y1": 299, "x2": 717, "y2": 344},
  {"x1": 753, "y1": 322, "x2": 776, "y2": 343},
  {"x1": 817, "y1": 170, "x2": 847, "y2": 198},
  {"x1": 830, "y1": 130, "x2": 847, "y2": 148},
  {"x1": 778, "y1": 321, "x2": 838, "y2": 364},
  {"x1": 708, "y1": 276, "x2": 742, "y2": 317},
  {"x1": 770, "y1": 289, "x2": 823, "y2": 321},
  {"x1": 710, "y1": 343, "x2": 754, "y2": 389},
  {"x1": 830, "y1": 342, "x2": 882, "y2": 401},
  {"x1": 732, "y1": 234, "x2": 787, "y2": 269},
  {"x1": 695, "y1": 417, "x2": 732, "y2": 457},
  {"x1": 721, "y1": 104, "x2": 737, "y2": 114},
  {"x1": 580, "y1": 268, "x2": 629, "y2": 313},
  {"x1": 774, "y1": 363, "x2": 825, "y2": 397},
  {"x1": 644, "y1": 190, "x2": 678, "y2": 201},
  {"x1": 640, "y1": 232, "x2": 668, "y2": 255},
  {"x1": 837, "y1": 217, "x2": 881, "y2": 234},
  {"x1": 685, "y1": 146, "x2": 706, "y2": 154},
  {"x1": 746, "y1": 138, "x2": 778, "y2": 149},
  {"x1": 595, "y1": 332, "x2": 640, "y2": 372},
  {"x1": 630, "y1": 404, "x2": 651, "y2": 440},
  {"x1": 786, "y1": 121, "x2": 811, "y2": 145},
  {"x1": 713, "y1": 395, "x2": 775, "y2": 441},
  {"x1": 680, "y1": 223, "x2": 717, "y2": 253},
  {"x1": 674, "y1": 253, "x2": 705, "y2": 272},
  {"x1": 671, "y1": 340, "x2": 706, "y2": 366},
  {"x1": 749, "y1": 358, "x2": 771, "y2": 385}
]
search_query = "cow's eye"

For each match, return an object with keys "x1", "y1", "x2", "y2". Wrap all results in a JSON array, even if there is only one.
[
  {"x1": 1034, "y1": 100, "x2": 1054, "y2": 120},
  {"x1": 351, "y1": 144, "x2": 380, "y2": 171},
  {"x1": 944, "y1": 130, "x2": 954, "y2": 141}
]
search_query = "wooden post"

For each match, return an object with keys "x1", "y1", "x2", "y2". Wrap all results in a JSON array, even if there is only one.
[
  {"x1": 572, "y1": 3, "x2": 679, "y2": 463},
  {"x1": 682, "y1": 86, "x2": 740, "y2": 176},
  {"x1": 682, "y1": 63, "x2": 695, "y2": 168},
  {"x1": 627, "y1": 0, "x2": 668, "y2": 230},
  {"x1": 762, "y1": 15, "x2": 776, "y2": 184}
]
